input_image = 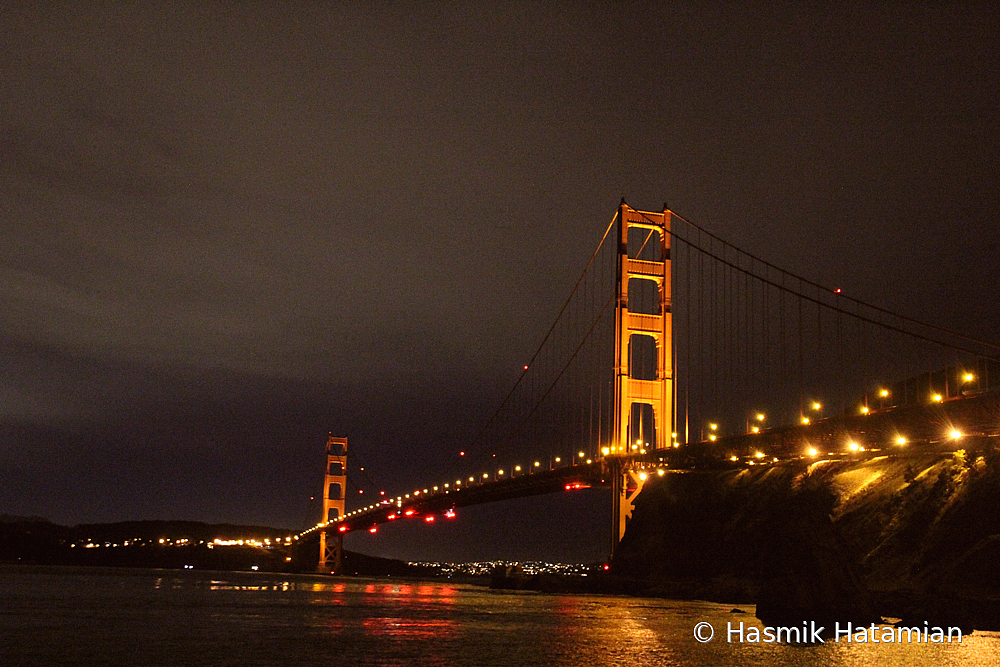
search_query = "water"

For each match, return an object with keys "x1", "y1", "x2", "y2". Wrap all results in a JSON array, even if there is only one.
[{"x1": 1, "y1": 566, "x2": 996, "y2": 666}]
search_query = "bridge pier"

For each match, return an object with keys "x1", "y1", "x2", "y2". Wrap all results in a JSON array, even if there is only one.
[{"x1": 609, "y1": 460, "x2": 647, "y2": 559}]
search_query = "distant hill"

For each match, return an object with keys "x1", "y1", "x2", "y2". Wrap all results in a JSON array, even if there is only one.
[
  {"x1": 0, "y1": 514, "x2": 53, "y2": 524},
  {"x1": 0, "y1": 517, "x2": 437, "y2": 578}
]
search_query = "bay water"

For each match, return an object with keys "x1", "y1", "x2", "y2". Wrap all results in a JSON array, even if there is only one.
[{"x1": 1, "y1": 566, "x2": 996, "y2": 666}]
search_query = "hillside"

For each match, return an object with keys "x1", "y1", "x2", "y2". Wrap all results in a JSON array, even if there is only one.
[{"x1": 612, "y1": 441, "x2": 1000, "y2": 630}]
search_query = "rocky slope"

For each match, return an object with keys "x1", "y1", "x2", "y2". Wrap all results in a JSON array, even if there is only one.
[{"x1": 611, "y1": 440, "x2": 1000, "y2": 630}]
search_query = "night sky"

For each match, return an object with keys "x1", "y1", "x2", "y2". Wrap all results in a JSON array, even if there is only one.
[{"x1": 2, "y1": 3, "x2": 998, "y2": 563}]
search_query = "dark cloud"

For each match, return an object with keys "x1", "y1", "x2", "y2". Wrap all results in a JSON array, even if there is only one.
[{"x1": 1, "y1": 2, "x2": 997, "y2": 561}]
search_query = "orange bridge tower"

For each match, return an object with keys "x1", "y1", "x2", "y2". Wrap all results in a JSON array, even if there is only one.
[
  {"x1": 318, "y1": 435, "x2": 347, "y2": 574},
  {"x1": 608, "y1": 202, "x2": 673, "y2": 556}
]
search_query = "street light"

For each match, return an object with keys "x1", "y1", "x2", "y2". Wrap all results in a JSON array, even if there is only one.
[
  {"x1": 878, "y1": 387, "x2": 892, "y2": 410},
  {"x1": 703, "y1": 422, "x2": 719, "y2": 442}
]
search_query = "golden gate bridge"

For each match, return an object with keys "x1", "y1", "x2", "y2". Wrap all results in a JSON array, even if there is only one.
[{"x1": 299, "y1": 202, "x2": 1000, "y2": 573}]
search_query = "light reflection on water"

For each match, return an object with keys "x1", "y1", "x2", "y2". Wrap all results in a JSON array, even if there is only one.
[{"x1": 0, "y1": 566, "x2": 996, "y2": 666}]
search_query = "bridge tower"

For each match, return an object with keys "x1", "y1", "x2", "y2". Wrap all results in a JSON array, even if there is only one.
[
  {"x1": 609, "y1": 202, "x2": 673, "y2": 556},
  {"x1": 318, "y1": 435, "x2": 347, "y2": 574}
]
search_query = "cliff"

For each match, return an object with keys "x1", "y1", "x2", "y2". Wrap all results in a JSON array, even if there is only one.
[{"x1": 612, "y1": 441, "x2": 1000, "y2": 630}]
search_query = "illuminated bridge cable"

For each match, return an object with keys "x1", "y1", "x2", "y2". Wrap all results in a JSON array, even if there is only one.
[
  {"x1": 443, "y1": 211, "x2": 619, "y2": 477},
  {"x1": 501, "y1": 293, "x2": 617, "y2": 456},
  {"x1": 663, "y1": 220, "x2": 999, "y2": 361},
  {"x1": 344, "y1": 448, "x2": 379, "y2": 499},
  {"x1": 667, "y1": 210, "x2": 1000, "y2": 354}
]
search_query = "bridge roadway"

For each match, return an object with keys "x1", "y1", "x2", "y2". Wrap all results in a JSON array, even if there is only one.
[
  {"x1": 699, "y1": 389, "x2": 1000, "y2": 461},
  {"x1": 299, "y1": 389, "x2": 998, "y2": 539},
  {"x1": 304, "y1": 462, "x2": 618, "y2": 537}
]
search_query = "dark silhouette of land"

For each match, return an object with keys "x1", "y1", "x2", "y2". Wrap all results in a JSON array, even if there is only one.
[{"x1": 0, "y1": 516, "x2": 435, "y2": 577}]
